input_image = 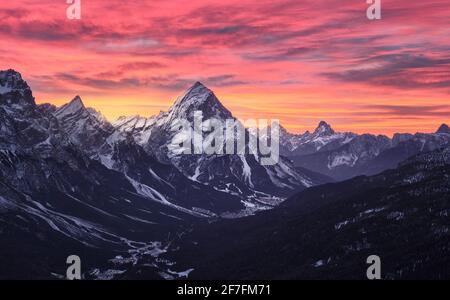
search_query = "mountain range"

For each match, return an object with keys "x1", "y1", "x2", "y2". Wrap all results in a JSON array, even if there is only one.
[
  {"x1": 1, "y1": 69, "x2": 449, "y2": 279},
  {"x1": 280, "y1": 121, "x2": 450, "y2": 181}
]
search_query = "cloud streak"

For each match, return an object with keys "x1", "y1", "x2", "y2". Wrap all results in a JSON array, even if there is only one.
[{"x1": 0, "y1": 0, "x2": 449, "y2": 135}]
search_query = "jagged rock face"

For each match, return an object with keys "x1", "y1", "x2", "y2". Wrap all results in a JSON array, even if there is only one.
[
  {"x1": 314, "y1": 121, "x2": 335, "y2": 135},
  {"x1": 0, "y1": 71, "x2": 246, "y2": 220},
  {"x1": 166, "y1": 82, "x2": 233, "y2": 123},
  {"x1": 54, "y1": 96, "x2": 115, "y2": 156},
  {"x1": 0, "y1": 70, "x2": 41, "y2": 149},
  {"x1": 279, "y1": 121, "x2": 357, "y2": 156},
  {"x1": 0, "y1": 71, "x2": 71, "y2": 157},
  {"x1": 37, "y1": 103, "x2": 57, "y2": 115},
  {"x1": 0, "y1": 71, "x2": 246, "y2": 279},
  {"x1": 139, "y1": 82, "x2": 235, "y2": 159},
  {"x1": 49, "y1": 95, "x2": 245, "y2": 215},
  {"x1": 326, "y1": 134, "x2": 392, "y2": 168},
  {"x1": 0, "y1": 69, "x2": 35, "y2": 110},
  {"x1": 0, "y1": 71, "x2": 317, "y2": 279},
  {"x1": 112, "y1": 115, "x2": 156, "y2": 145},
  {"x1": 284, "y1": 121, "x2": 450, "y2": 181},
  {"x1": 113, "y1": 82, "x2": 317, "y2": 210},
  {"x1": 291, "y1": 133, "x2": 392, "y2": 181}
]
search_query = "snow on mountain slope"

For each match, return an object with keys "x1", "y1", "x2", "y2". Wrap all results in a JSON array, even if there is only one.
[
  {"x1": 0, "y1": 148, "x2": 201, "y2": 279},
  {"x1": 112, "y1": 82, "x2": 319, "y2": 211},
  {"x1": 1, "y1": 69, "x2": 449, "y2": 279},
  {"x1": 290, "y1": 123, "x2": 450, "y2": 180},
  {"x1": 165, "y1": 81, "x2": 233, "y2": 122},
  {"x1": 0, "y1": 71, "x2": 71, "y2": 157},
  {"x1": 0, "y1": 71, "x2": 243, "y2": 221},
  {"x1": 51, "y1": 96, "x2": 244, "y2": 215},
  {"x1": 0, "y1": 69, "x2": 30, "y2": 96},
  {"x1": 279, "y1": 121, "x2": 357, "y2": 156},
  {"x1": 112, "y1": 115, "x2": 156, "y2": 145},
  {"x1": 54, "y1": 96, "x2": 115, "y2": 156},
  {"x1": 326, "y1": 134, "x2": 391, "y2": 169},
  {"x1": 1, "y1": 71, "x2": 236, "y2": 278}
]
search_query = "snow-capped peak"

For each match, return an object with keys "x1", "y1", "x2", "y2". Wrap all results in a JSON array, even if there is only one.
[
  {"x1": 0, "y1": 69, "x2": 36, "y2": 111},
  {"x1": 166, "y1": 82, "x2": 232, "y2": 121},
  {"x1": 313, "y1": 121, "x2": 335, "y2": 136},
  {"x1": 69, "y1": 95, "x2": 84, "y2": 109},
  {"x1": 0, "y1": 69, "x2": 24, "y2": 85},
  {"x1": 174, "y1": 81, "x2": 212, "y2": 107},
  {"x1": 436, "y1": 123, "x2": 450, "y2": 134},
  {"x1": 55, "y1": 95, "x2": 85, "y2": 118},
  {"x1": 191, "y1": 81, "x2": 208, "y2": 92},
  {"x1": 0, "y1": 69, "x2": 31, "y2": 95}
]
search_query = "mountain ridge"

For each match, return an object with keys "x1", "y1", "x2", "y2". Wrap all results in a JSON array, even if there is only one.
[
  {"x1": 1, "y1": 69, "x2": 449, "y2": 280},
  {"x1": 4, "y1": 68, "x2": 449, "y2": 185},
  {"x1": 1, "y1": 70, "x2": 320, "y2": 217}
]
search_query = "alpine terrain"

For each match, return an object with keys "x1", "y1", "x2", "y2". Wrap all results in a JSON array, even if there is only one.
[{"x1": 0, "y1": 69, "x2": 449, "y2": 279}]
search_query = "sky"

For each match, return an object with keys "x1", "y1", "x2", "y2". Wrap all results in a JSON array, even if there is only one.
[{"x1": 1, "y1": 0, "x2": 449, "y2": 135}]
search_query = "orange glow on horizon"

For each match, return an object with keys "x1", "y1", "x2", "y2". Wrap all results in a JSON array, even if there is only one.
[{"x1": 2, "y1": 0, "x2": 449, "y2": 136}]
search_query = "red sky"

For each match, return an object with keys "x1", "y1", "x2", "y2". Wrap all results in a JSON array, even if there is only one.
[{"x1": 1, "y1": 0, "x2": 449, "y2": 135}]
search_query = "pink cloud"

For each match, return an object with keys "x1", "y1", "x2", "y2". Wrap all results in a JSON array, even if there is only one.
[{"x1": 0, "y1": 0, "x2": 449, "y2": 135}]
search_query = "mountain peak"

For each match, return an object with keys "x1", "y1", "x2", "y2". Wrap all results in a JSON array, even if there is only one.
[
  {"x1": 0, "y1": 69, "x2": 22, "y2": 80},
  {"x1": 0, "y1": 69, "x2": 35, "y2": 110},
  {"x1": 314, "y1": 121, "x2": 335, "y2": 135},
  {"x1": 192, "y1": 81, "x2": 207, "y2": 89},
  {"x1": 167, "y1": 82, "x2": 232, "y2": 121},
  {"x1": 71, "y1": 95, "x2": 84, "y2": 105},
  {"x1": 0, "y1": 69, "x2": 31, "y2": 94},
  {"x1": 55, "y1": 95, "x2": 86, "y2": 118},
  {"x1": 436, "y1": 123, "x2": 450, "y2": 134},
  {"x1": 67, "y1": 95, "x2": 85, "y2": 111},
  {"x1": 183, "y1": 81, "x2": 212, "y2": 99}
]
